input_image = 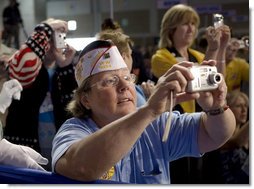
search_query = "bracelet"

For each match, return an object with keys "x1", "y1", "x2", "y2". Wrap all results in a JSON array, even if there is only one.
[{"x1": 204, "y1": 105, "x2": 229, "y2": 116}]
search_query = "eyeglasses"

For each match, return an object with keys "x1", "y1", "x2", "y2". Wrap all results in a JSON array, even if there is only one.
[{"x1": 90, "y1": 73, "x2": 136, "y2": 89}]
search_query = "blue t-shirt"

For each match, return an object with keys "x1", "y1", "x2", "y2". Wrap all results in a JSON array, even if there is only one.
[
  {"x1": 52, "y1": 111, "x2": 202, "y2": 184},
  {"x1": 135, "y1": 85, "x2": 147, "y2": 107}
]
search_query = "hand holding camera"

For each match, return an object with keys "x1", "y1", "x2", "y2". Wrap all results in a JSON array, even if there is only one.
[
  {"x1": 43, "y1": 18, "x2": 68, "y2": 49},
  {"x1": 186, "y1": 65, "x2": 222, "y2": 92},
  {"x1": 156, "y1": 60, "x2": 226, "y2": 141},
  {"x1": 54, "y1": 31, "x2": 66, "y2": 49},
  {"x1": 172, "y1": 60, "x2": 225, "y2": 107},
  {"x1": 191, "y1": 60, "x2": 227, "y2": 111},
  {"x1": 145, "y1": 59, "x2": 227, "y2": 122}
]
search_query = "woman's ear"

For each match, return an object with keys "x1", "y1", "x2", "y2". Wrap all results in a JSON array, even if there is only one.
[{"x1": 81, "y1": 94, "x2": 91, "y2": 110}]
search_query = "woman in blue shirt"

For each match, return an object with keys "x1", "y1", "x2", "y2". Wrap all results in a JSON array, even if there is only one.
[{"x1": 52, "y1": 40, "x2": 235, "y2": 184}]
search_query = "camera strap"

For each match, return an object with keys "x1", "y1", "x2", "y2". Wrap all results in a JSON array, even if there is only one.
[{"x1": 162, "y1": 90, "x2": 173, "y2": 142}]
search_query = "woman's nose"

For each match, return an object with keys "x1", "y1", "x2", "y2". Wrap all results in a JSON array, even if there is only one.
[{"x1": 117, "y1": 78, "x2": 131, "y2": 92}]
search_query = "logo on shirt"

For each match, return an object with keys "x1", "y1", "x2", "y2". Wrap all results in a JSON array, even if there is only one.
[{"x1": 100, "y1": 166, "x2": 115, "y2": 180}]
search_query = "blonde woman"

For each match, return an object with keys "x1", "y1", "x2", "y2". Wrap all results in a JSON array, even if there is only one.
[
  {"x1": 219, "y1": 91, "x2": 249, "y2": 183},
  {"x1": 151, "y1": 4, "x2": 230, "y2": 113},
  {"x1": 202, "y1": 91, "x2": 249, "y2": 183}
]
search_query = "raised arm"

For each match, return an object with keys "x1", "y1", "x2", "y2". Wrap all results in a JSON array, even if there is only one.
[
  {"x1": 54, "y1": 61, "x2": 199, "y2": 181},
  {"x1": 195, "y1": 61, "x2": 235, "y2": 153},
  {"x1": 7, "y1": 19, "x2": 67, "y2": 88},
  {"x1": 204, "y1": 25, "x2": 231, "y2": 76}
]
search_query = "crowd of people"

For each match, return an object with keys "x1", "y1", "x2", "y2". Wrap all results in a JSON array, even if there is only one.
[{"x1": 0, "y1": 2, "x2": 249, "y2": 184}]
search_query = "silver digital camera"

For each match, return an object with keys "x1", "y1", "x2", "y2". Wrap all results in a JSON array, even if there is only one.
[
  {"x1": 54, "y1": 31, "x2": 66, "y2": 49},
  {"x1": 213, "y1": 13, "x2": 224, "y2": 29},
  {"x1": 238, "y1": 36, "x2": 249, "y2": 49},
  {"x1": 186, "y1": 65, "x2": 222, "y2": 92}
]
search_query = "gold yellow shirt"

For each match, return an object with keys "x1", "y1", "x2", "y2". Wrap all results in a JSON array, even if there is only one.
[{"x1": 225, "y1": 57, "x2": 249, "y2": 92}]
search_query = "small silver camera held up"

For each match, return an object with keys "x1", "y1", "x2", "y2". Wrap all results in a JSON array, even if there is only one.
[
  {"x1": 54, "y1": 31, "x2": 66, "y2": 49},
  {"x1": 213, "y1": 13, "x2": 224, "y2": 29},
  {"x1": 238, "y1": 36, "x2": 249, "y2": 49},
  {"x1": 186, "y1": 65, "x2": 222, "y2": 92}
]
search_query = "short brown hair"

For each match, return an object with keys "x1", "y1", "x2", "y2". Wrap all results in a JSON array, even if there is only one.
[{"x1": 66, "y1": 76, "x2": 93, "y2": 118}]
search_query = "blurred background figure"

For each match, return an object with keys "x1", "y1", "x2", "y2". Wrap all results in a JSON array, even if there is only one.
[
  {"x1": 237, "y1": 35, "x2": 249, "y2": 62},
  {"x1": 0, "y1": 26, "x2": 17, "y2": 128},
  {"x1": 224, "y1": 38, "x2": 249, "y2": 95},
  {"x1": 2, "y1": 0, "x2": 23, "y2": 49},
  {"x1": 202, "y1": 91, "x2": 249, "y2": 184},
  {"x1": 195, "y1": 27, "x2": 208, "y2": 53},
  {"x1": 221, "y1": 91, "x2": 249, "y2": 183},
  {"x1": 3, "y1": 18, "x2": 78, "y2": 171},
  {"x1": 151, "y1": 4, "x2": 230, "y2": 113},
  {"x1": 101, "y1": 18, "x2": 123, "y2": 33},
  {"x1": 151, "y1": 4, "x2": 230, "y2": 183}
]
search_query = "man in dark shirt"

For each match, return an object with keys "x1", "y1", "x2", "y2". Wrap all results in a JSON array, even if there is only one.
[{"x1": 2, "y1": 0, "x2": 23, "y2": 49}]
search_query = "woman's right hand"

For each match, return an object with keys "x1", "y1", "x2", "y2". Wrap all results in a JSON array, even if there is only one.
[
  {"x1": 145, "y1": 61, "x2": 199, "y2": 117},
  {"x1": 54, "y1": 44, "x2": 77, "y2": 68}
]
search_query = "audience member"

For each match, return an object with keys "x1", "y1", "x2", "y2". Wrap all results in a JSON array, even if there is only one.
[
  {"x1": 225, "y1": 38, "x2": 249, "y2": 94},
  {"x1": 131, "y1": 45, "x2": 150, "y2": 84},
  {"x1": 202, "y1": 91, "x2": 249, "y2": 183},
  {"x1": 100, "y1": 18, "x2": 149, "y2": 84},
  {"x1": 2, "y1": 0, "x2": 23, "y2": 49},
  {"x1": 0, "y1": 79, "x2": 48, "y2": 170},
  {"x1": 38, "y1": 42, "x2": 78, "y2": 170},
  {"x1": 97, "y1": 29, "x2": 155, "y2": 106},
  {"x1": 143, "y1": 46, "x2": 158, "y2": 83},
  {"x1": 101, "y1": 18, "x2": 123, "y2": 33},
  {"x1": 0, "y1": 24, "x2": 17, "y2": 129},
  {"x1": 0, "y1": 30, "x2": 17, "y2": 64},
  {"x1": 237, "y1": 35, "x2": 249, "y2": 62},
  {"x1": 150, "y1": 4, "x2": 230, "y2": 183},
  {"x1": 151, "y1": 4, "x2": 230, "y2": 113},
  {"x1": 51, "y1": 40, "x2": 235, "y2": 184},
  {"x1": 3, "y1": 18, "x2": 78, "y2": 162},
  {"x1": 0, "y1": 29, "x2": 17, "y2": 81},
  {"x1": 195, "y1": 27, "x2": 208, "y2": 53}
]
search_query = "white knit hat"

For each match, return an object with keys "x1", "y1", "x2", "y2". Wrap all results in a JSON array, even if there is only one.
[{"x1": 75, "y1": 40, "x2": 127, "y2": 86}]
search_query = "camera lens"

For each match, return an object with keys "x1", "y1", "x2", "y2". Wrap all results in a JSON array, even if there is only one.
[
  {"x1": 215, "y1": 75, "x2": 221, "y2": 82},
  {"x1": 209, "y1": 73, "x2": 222, "y2": 84}
]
